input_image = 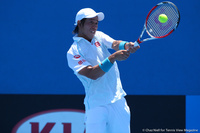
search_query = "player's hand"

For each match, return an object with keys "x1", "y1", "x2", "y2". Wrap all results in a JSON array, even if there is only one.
[
  {"x1": 109, "y1": 50, "x2": 130, "y2": 63},
  {"x1": 125, "y1": 42, "x2": 140, "y2": 53}
]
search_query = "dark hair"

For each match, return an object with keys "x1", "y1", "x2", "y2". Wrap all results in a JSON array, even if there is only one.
[{"x1": 72, "y1": 18, "x2": 86, "y2": 34}]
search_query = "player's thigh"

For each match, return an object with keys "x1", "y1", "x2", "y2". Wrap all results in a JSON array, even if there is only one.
[
  {"x1": 85, "y1": 106, "x2": 108, "y2": 133},
  {"x1": 107, "y1": 98, "x2": 131, "y2": 133}
]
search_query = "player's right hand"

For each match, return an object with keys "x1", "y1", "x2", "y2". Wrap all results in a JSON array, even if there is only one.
[{"x1": 108, "y1": 50, "x2": 130, "y2": 63}]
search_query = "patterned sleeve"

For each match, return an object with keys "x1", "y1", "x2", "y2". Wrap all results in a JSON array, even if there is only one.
[
  {"x1": 67, "y1": 44, "x2": 91, "y2": 74},
  {"x1": 96, "y1": 31, "x2": 115, "y2": 49}
]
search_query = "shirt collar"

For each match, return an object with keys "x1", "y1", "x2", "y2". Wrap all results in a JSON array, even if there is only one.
[
  {"x1": 73, "y1": 34, "x2": 97, "y2": 43},
  {"x1": 73, "y1": 34, "x2": 83, "y2": 42}
]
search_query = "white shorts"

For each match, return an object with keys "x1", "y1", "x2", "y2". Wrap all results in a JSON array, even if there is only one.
[{"x1": 85, "y1": 97, "x2": 131, "y2": 133}]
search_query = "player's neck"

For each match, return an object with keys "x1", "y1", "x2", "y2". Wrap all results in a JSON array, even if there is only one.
[{"x1": 78, "y1": 33, "x2": 92, "y2": 42}]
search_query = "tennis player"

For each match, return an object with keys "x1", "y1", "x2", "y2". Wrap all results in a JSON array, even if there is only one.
[{"x1": 67, "y1": 8, "x2": 140, "y2": 133}]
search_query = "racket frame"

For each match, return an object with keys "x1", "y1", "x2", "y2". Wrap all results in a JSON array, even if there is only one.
[{"x1": 136, "y1": 1, "x2": 180, "y2": 45}]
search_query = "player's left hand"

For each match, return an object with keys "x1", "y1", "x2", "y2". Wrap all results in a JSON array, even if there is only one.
[{"x1": 125, "y1": 42, "x2": 140, "y2": 53}]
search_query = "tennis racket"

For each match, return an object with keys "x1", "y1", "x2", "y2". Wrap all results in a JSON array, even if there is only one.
[{"x1": 133, "y1": 1, "x2": 180, "y2": 47}]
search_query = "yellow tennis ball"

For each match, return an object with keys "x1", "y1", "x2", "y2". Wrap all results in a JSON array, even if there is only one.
[{"x1": 158, "y1": 14, "x2": 168, "y2": 23}]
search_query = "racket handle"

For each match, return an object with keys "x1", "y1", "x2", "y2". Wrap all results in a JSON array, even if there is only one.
[
  {"x1": 127, "y1": 41, "x2": 140, "y2": 51},
  {"x1": 134, "y1": 41, "x2": 139, "y2": 47}
]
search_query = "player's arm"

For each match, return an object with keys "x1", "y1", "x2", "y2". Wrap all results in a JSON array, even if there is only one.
[
  {"x1": 78, "y1": 50, "x2": 130, "y2": 80},
  {"x1": 78, "y1": 65, "x2": 105, "y2": 80},
  {"x1": 112, "y1": 40, "x2": 140, "y2": 53}
]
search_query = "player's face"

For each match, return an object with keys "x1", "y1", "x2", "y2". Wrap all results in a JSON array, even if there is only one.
[{"x1": 78, "y1": 16, "x2": 98, "y2": 42}]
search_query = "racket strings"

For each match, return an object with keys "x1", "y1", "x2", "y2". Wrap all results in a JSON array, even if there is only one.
[{"x1": 146, "y1": 3, "x2": 179, "y2": 38}]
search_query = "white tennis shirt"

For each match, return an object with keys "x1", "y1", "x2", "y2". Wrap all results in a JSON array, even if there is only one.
[{"x1": 67, "y1": 31, "x2": 126, "y2": 110}]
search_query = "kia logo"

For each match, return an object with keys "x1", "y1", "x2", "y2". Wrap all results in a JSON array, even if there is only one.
[{"x1": 12, "y1": 109, "x2": 85, "y2": 133}]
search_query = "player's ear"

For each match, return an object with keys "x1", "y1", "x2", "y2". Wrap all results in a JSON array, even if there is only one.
[{"x1": 77, "y1": 20, "x2": 82, "y2": 27}]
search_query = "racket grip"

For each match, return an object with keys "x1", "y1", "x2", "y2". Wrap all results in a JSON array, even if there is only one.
[
  {"x1": 127, "y1": 41, "x2": 140, "y2": 51},
  {"x1": 134, "y1": 41, "x2": 139, "y2": 47}
]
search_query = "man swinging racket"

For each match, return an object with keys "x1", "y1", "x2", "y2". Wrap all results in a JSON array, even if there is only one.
[{"x1": 67, "y1": 8, "x2": 140, "y2": 133}]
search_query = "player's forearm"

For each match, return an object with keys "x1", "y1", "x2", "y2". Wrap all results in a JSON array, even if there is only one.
[
  {"x1": 78, "y1": 65, "x2": 105, "y2": 80},
  {"x1": 112, "y1": 40, "x2": 129, "y2": 51},
  {"x1": 112, "y1": 40, "x2": 121, "y2": 51}
]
